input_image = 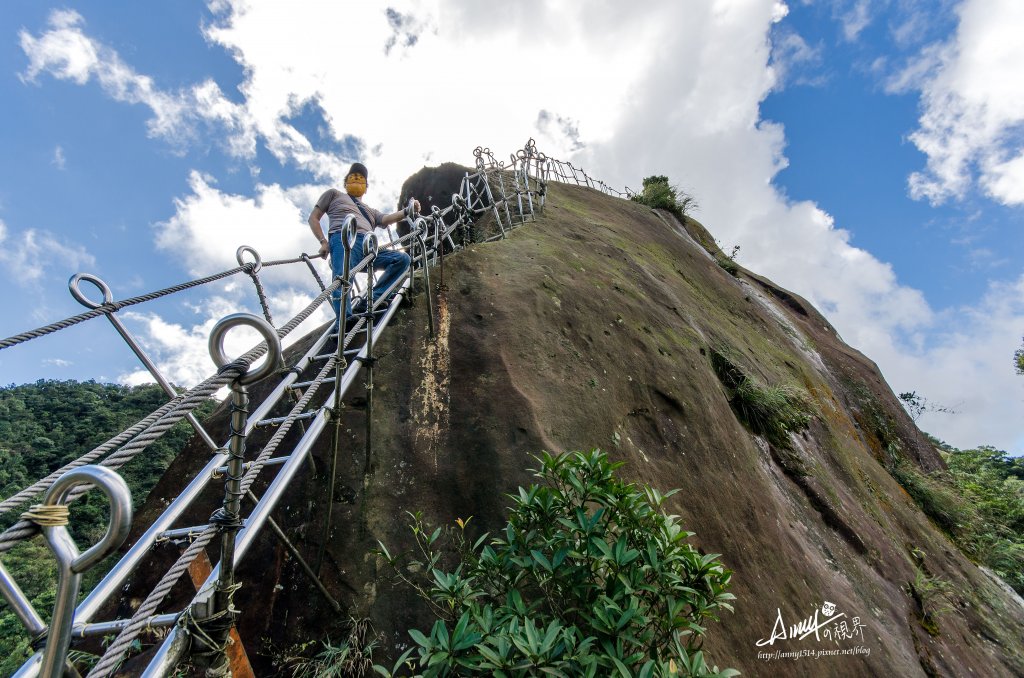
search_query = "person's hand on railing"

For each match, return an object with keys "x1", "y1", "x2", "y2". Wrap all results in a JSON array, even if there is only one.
[{"x1": 404, "y1": 197, "x2": 422, "y2": 219}]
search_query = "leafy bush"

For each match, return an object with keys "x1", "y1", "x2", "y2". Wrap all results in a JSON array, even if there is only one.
[
  {"x1": 378, "y1": 450, "x2": 737, "y2": 677},
  {"x1": 881, "y1": 440, "x2": 1024, "y2": 595},
  {"x1": 1015, "y1": 337, "x2": 1024, "y2": 375},
  {"x1": 942, "y1": 445, "x2": 1024, "y2": 593},
  {"x1": 631, "y1": 176, "x2": 697, "y2": 222}
]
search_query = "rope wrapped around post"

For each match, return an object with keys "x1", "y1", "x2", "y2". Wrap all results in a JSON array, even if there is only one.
[
  {"x1": 198, "y1": 313, "x2": 282, "y2": 675},
  {"x1": 237, "y1": 246, "x2": 275, "y2": 326}
]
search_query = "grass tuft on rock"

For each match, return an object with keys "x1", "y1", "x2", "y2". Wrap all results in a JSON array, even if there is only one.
[{"x1": 710, "y1": 349, "x2": 811, "y2": 448}]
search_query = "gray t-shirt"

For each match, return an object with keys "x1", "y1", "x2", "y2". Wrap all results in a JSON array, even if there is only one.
[{"x1": 315, "y1": 188, "x2": 384, "y2": 236}]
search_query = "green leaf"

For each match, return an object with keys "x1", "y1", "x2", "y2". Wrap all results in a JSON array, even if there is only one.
[
  {"x1": 524, "y1": 616, "x2": 539, "y2": 652},
  {"x1": 408, "y1": 628, "x2": 431, "y2": 649}
]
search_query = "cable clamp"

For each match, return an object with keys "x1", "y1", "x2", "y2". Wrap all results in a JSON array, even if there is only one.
[{"x1": 209, "y1": 508, "x2": 243, "y2": 530}]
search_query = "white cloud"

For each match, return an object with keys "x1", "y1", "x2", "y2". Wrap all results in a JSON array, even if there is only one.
[
  {"x1": 841, "y1": 0, "x2": 872, "y2": 41},
  {"x1": 886, "y1": 275, "x2": 1024, "y2": 452},
  {"x1": 42, "y1": 357, "x2": 72, "y2": 367},
  {"x1": 155, "y1": 171, "x2": 330, "y2": 284},
  {"x1": 18, "y1": 1, "x2": 1024, "y2": 452},
  {"x1": 118, "y1": 288, "x2": 332, "y2": 389},
  {"x1": 770, "y1": 27, "x2": 825, "y2": 89},
  {"x1": 18, "y1": 9, "x2": 340, "y2": 177},
  {"x1": 891, "y1": 0, "x2": 1024, "y2": 205},
  {"x1": 0, "y1": 218, "x2": 96, "y2": 286},
  {"x1": 52, "y1": 145, "x2": 66, "y2": 170},
  {"x1": 20, "y1": 10, "x2": 190, "y2": 145}
]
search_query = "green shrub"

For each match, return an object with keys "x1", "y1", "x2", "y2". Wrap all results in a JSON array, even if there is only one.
[
  {"x1": 378, "y1": 450, "x2": 737, "y2": 677},
  {"x1": 907, "y1": 563, "x2": 954, "y2": 636},
  {"x1": 879, "y1": 441, "x2": 1024, "y2": 595},
  {"x1": 632, "y1": 176, "x2": 697, "y2": 222},
  {"x1": 887, "y1": 459, "x2": 969, "y2": 535},
  {"x1": 1014, "y1": 337, "x2": 1023, "y2": 375},
  {"x1": 714, "y1": 256, "x2": 739, "y2": 277},
  {"x1": 731, "y1": 380, "x2": 811, "y2": 448}
]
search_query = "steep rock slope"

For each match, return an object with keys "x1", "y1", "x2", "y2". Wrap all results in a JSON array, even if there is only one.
[{"x1": 127, "y1": 180, "x2": 1024, "y2": 676}]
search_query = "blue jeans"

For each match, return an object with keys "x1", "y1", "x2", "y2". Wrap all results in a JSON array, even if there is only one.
[{"x1": 329, "y1": 231, "x2": 411, "y2": 323}]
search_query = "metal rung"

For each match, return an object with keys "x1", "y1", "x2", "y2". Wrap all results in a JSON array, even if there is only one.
[
  {"x1": 293, "y1": 376, "x2": 336, "y2": 389},
  {"x1": 315, "y1": 348, "x2": 360, "y2": 360},
  {"x1": 214, "y1": 456, "x2": 289, "y2": 475},
  {"x1": 156, "y1": 525, "x2": 214, "y2": 543},
  {"x1": 73, "y1": 612, "x2": 180, "y2": 639},
  {"x1": 256, "y1": 410, "x2": 319, "y2": 427}
]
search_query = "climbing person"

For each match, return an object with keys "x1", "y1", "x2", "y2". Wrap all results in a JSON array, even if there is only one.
[{"x1": 307, "y1": 162, "x2": 419, "y2": 329}]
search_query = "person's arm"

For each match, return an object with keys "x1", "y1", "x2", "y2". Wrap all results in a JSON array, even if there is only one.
[
  {"x1": 381, "y1": 199, "x2": 421, "y2": 226},
  {"x1": 307, "y1": 206, "x2": 329, "y2": 258}
]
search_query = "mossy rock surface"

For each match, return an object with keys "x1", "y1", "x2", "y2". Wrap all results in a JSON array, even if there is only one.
[{"x1": 120, "y1": 180, "x2": 1024, "y2": 677}]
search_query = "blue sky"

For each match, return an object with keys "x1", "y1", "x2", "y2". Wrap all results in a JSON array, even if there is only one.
[{"x1": 0, "y1": 0, "x2": 1022, "y2": 454}]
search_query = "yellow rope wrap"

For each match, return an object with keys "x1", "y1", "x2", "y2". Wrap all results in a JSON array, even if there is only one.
[{"x1": 20, "y1": 504, "x2": 70, "y2": 527}]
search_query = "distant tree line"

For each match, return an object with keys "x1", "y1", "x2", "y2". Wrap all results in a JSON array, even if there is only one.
[{"x1": 0, "y1": 379, "x2": 216, "y2": 675}]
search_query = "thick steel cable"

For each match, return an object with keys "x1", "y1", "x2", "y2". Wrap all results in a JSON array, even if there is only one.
[
  {"x1": 300, "y1": 254, "x2": 327, "y2": 291},
  {"x1": 87, "y1": 529, "x2": 216, "y2": 678},
  {"x1": 0, "y1": 265, "x2": 252, "y2": 351},
  {"x1": 87, "y1": 355, "x2": 338, "y2": 678},
  {"x1": 246, "y1": 269, "x2": 275, "y2": 326}
]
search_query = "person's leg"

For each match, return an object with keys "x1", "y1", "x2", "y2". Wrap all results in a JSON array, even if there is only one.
[
  {"x1": 369, "y1": 248, "x2": 412, "y2": 307},
  {"x1": 347, "y1": 233, "x2": 366, "y2": 316},
  {"x1": 327, "y1": 231, "x2": 346, "y2": 323}
]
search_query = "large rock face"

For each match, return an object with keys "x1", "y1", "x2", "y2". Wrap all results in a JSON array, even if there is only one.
[{"x1": 126, "y1": 179, "x2": 1024, "y2": 676}]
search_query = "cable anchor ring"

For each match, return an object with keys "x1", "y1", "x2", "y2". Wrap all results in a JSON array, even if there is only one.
[
  {"x1": 208, "y1": 313, "x2": 282, "y2": 385},
  {"x1": 235, "y1": 246, "x2": 263, "y2": 274}
]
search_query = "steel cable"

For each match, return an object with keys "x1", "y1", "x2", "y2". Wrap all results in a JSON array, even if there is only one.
[
  {"x1": 246, "y1": 269, "x2": 275, "y2": 326},
  {"x1": 0, "y1": 265, "x2": 252, "y2": 350}
]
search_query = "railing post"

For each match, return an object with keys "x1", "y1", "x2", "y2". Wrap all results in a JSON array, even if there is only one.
[
  {"x1": 200, "y1": 313, "x2": 282, "y2": 673},
  {"x1": 32, "y1": 466, "x2": 132, "y2": 678},
  {"x1": 68, "y1": 273, "x2": 219, "y2": 451},
  {"x1": 317, "y1": 216, "x2": 356, "y2": 575}
]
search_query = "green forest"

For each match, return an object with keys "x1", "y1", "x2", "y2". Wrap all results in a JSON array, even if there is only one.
[{"x1": 0, "y1": 380, "x2": 217, "y2": 675}]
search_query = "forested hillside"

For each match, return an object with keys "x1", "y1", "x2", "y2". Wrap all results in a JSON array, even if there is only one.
[{"x1": 0, "y1": 380, "x2": 216, "y2": 675}]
